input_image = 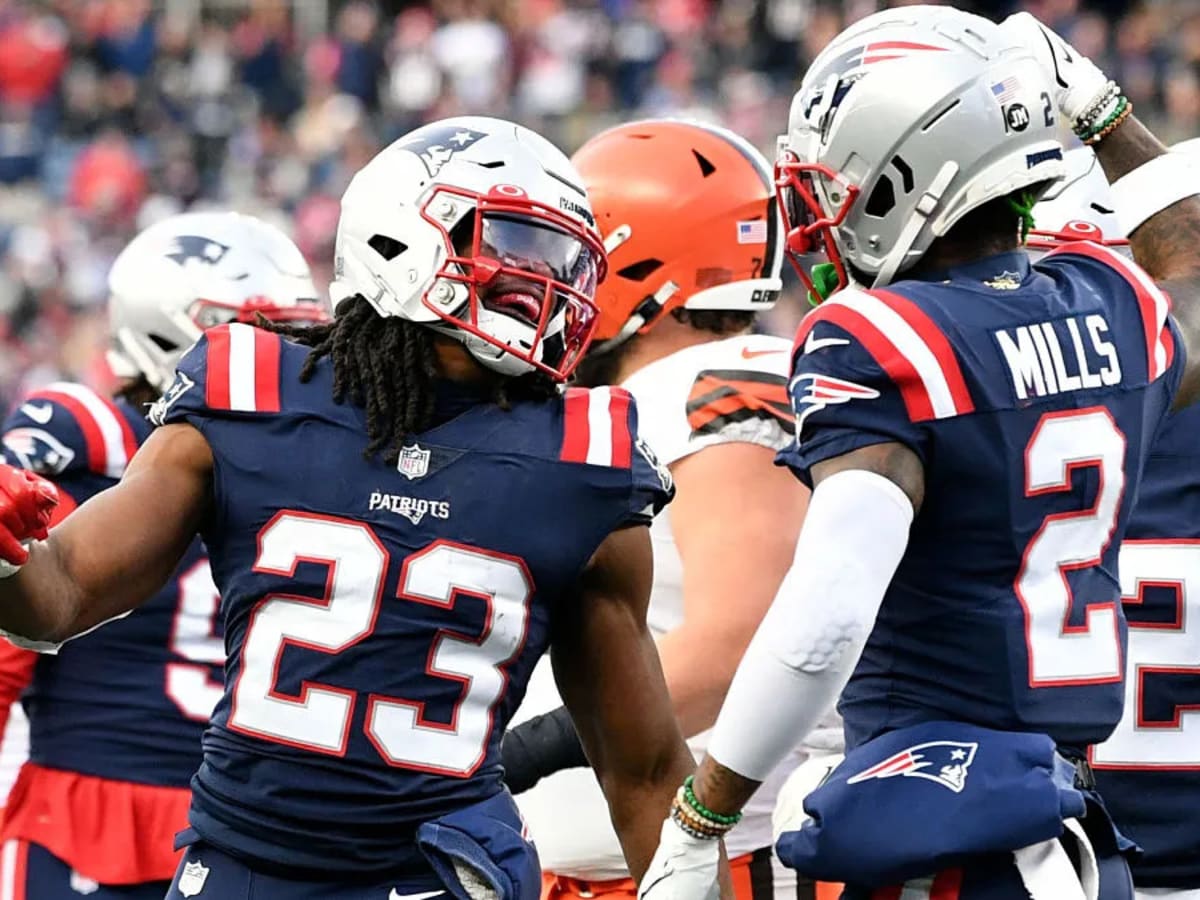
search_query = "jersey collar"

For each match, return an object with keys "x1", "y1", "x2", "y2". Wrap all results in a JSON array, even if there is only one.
[{"x1": 911, "y1": 250, "x2": 1032, "y2": 290}]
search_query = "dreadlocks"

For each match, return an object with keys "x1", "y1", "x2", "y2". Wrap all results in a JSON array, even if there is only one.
[{"x1": 265, "y1": 296, "x2": 559, "y2": 465}]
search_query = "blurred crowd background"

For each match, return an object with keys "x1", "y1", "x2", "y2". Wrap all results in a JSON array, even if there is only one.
[{"x1": 0, "y1": 0, "x2": 1195, "y2": 409}]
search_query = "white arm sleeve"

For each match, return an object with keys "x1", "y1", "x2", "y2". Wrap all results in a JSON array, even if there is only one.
[{"x1": 707, "y1": 468, "x2": 914, "y2": 781}]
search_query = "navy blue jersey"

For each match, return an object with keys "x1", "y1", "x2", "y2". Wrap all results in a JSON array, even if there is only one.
[
  {"x1": 0, "y1": 384, "x2": 220, "y2": 787},
  {"x1": 779, "y1": 245, "x2": 1182, "y2": 751},
  {"x1": 152, "y1": 322, "x2": 673, "y2": 878},
  {"x1": 1089, "y1": 400, "x2": 1200, "y2": 888}
]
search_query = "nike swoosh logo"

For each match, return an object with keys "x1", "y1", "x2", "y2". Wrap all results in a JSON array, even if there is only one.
[
  {"x1": 740, "y1": 347, "x2": 787, "y2": 360},
  {"x1": 20, "y1": 403, "x2": 52, "y2": 425},
  {"x1": 803, "y1": 335, "x2": 850, "y2": 354},
  {"x1": 1039, "y1": 26, "x2": 1070, "y2": 89},
  {"x1": 388, "y1": 891, "x2": 445, "y2": 900}
]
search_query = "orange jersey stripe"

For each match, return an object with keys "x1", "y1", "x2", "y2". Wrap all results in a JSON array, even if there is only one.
[{"x1": 686, "y1": 369, "x2": 793, "y2": 437}]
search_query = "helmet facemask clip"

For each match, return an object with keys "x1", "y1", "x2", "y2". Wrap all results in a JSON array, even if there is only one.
[{"x1": 775, "y1": 154, "x2": 860, "y2": 303}]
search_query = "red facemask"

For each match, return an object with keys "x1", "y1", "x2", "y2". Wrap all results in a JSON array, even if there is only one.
[
  {"x1": 419, "y1": 185, "x2": 606, "y2": 382},
  {"x1": 775, "y1": 151, "x2": 861, "y2": 303}
]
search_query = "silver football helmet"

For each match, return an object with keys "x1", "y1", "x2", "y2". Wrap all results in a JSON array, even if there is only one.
[
  {"x1": 329, "y1": 116, "x2": 606, "y2": 381},
  {"x1": 777, "y1": 5, "x2": 1066, "y2": 298},
  {"x1": 107, "y1": 211, "x2": 326, "y2": 390}
]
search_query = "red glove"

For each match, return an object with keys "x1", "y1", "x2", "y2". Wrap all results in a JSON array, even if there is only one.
[{"x1": 0, "y1": 465, "x2": 58, "y2": 567}]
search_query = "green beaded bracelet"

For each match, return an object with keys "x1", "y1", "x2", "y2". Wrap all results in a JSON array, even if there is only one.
[
  {"x1": 1078, "y1": 96, "x2": 1129, "y2": 143},
  {"x1": 682, "y1": 775, "x2": 743, "y2": 826}
]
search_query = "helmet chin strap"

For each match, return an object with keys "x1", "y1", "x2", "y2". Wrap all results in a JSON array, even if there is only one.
[
  {"x1": 871, "y1": 161, "x2": 959, "y2": 288},
  {"x1": 591, "y1": 280, "x2": 680, "y2": 356},
  {"x1": 114, "y1": 325, "x2": 182, "y2": 391}
]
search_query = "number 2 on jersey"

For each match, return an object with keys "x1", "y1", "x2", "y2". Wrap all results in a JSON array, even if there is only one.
[
  {"x1": 1092, "y1": 540, "x2": 1200, "y2": 769},
  {"x1": 1018, "y1": 408, "x2": 1125, "y2": 686},
  {"x1": 229, "y1": 512, "x2": 531, "y2": 776}
]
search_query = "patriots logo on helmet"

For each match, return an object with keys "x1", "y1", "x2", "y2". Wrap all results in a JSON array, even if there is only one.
[
  {"x1": 397, "y1": 125, "x2": 488, "y2": 177},
  {"x1": 165, "y1": 236, "x2": 231, "y2": 267},
  {"x1": 805, "y1": 40, "x2": 948, "y2": 111},
  {"x1": 846, "y1": 740, "x2": 978, "y2": 793},
  {"x1": 790, "y1": 372, "x2": 880, "y2": 433}
]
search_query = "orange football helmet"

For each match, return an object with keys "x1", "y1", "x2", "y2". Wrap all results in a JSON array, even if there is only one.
[{"x1": 571, "y1": 120, "x2": 784, "y2": 350}]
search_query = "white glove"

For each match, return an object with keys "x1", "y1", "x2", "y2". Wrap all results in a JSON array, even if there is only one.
[
  {"x1": 1001, "y1": 12, "x2": 1111, "y2": 124},
  {"x1": 637, "y1": 818, "x2": 720, "y2": 900},
  {"x1": 771, "y1": 751, "x2": 844, "y2": 843}
]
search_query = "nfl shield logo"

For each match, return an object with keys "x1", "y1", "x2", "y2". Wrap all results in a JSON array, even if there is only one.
[
  {"x1": 397, "y1": 444, "x2": 431, "y2": 480},
  {"x1": 177, "y1": 860, "x2": 210, "y2": 897}
]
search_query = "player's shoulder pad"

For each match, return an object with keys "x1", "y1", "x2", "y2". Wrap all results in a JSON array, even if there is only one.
[
  {"x1": 1042, "y1": 241, "x2": 1175, "y2": 383},
  {"x1": 683, "y1": 336, "x2": 795, "y2": 447},
  {"x1": 793, "y1": 285, "x2": 976, "y2": 424},
  {"x1": 558, "y1": 386, "x2": 674, "y2": 521},
  {"x1": 150, "y1": 322, "x2": 288, "y2": 427},
  {"x1": 621, "y1": 336, "x2": 795, "y2": 465},
  {"x1": 1, "y1": 382, "x2": 139, "y2": 480}
]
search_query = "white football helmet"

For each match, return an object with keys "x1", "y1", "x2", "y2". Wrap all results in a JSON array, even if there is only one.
[
  {"x1": 108, "y1": 211, "x2": 326, "y2": 390},
  {"x1": 1028, "y1": 147, "x2": 1126, "y2": 253},
  {"x1": 1028, "y1": 139, "x2": 1200, "y2": 257},
  {"x1": 329, "y1": 116, "x2": 606, "y2": 381},
  {"x1": 777, "y1": 5, "x2": 1066, "y2": 299}
]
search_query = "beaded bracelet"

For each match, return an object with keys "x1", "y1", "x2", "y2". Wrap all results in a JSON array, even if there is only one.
[
  {"x1": 682, "y1": 775, "x2": 743, "y2": 827},
  {"x1": 670, "y1": 804, "x2": 724, "y2": 841},
  {"x1": 673, "y1": 800, "x2": 727, "y2": 837},
  {"x1": 1083, "y1": 97, "x2": 1133, "y2": 145},
  {"x1": 1074, "y1": 81, "x2": 1120, "y2": 134}
]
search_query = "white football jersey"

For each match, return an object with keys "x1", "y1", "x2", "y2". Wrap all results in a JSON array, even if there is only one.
[{"x1": 514, "y1": 333, "x2": 842, "y2": 881}]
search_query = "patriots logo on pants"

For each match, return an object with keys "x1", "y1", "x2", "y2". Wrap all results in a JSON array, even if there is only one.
[
  {"x1": 790, "y1": 373, "x2": 880, "y2": 433},
  {"x1": 846, "y1": 740, "x2": 978, "y2": 793}
]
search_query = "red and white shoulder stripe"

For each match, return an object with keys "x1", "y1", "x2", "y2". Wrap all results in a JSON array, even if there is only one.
[
  {"x1": 560, "y1": 386, "x2": 634, "y2": 468},
  {"x1": 1046, "y1": 241, "x2": 1175, "y2": 381},
  {"x1": 794, "y1": 287, "x2": 975, "y2": 422},
  {"x1": 27, "y1": 382, "x2": 139, "y2": 480},
  {"x1": 203, "y1": 323, "x2": 283, "y2": 413}
]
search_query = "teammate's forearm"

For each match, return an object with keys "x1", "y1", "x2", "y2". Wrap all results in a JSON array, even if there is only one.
[
  {"x1": 0, "y1": 538, "x2": 82, "y2": 643},
  {"x1": 601, "y1": 742, "x2": 697, "y2": 880},
  {"x1": 692, "y1": 756, "x2": 762, "y2": 821},
  {"x1": 501, "y1": 706, "x2": 588, "y2": 793},
  {"x1": 1094, "y1": 117, "x2": 1200, "y2": 280}
]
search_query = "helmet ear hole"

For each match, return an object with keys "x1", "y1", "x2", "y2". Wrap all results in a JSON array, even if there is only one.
[
  {"x1": 865, "y1": 176, "x2": 896, "y2": 218},
  {"x1": 616, "y1": 258, "x2": 664, "y2": 281},
  {"x1": 368, "y1": 234, "x2": 408, "y2": 261}
]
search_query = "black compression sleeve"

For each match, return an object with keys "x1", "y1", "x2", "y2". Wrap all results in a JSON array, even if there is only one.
[{"x1": 501, "y1": 705, "x2": 589, "y2": 795}]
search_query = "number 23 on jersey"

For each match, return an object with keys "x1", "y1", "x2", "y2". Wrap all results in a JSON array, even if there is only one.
[{"x1": 228, "y1": 511, "x2": 533, "y2": 777}]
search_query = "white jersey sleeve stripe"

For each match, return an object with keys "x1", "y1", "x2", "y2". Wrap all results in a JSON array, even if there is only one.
[
  {"x1": 585, "y1": 387, "x2": 615, "y2": 467},
  {"x1": 835, "y1": 291, "x2": 960, "y2": 419},
  {"x1": 228, "y1": 322, "x2": 259, "y2": 412},
  {"x1": 45, "y1": 382, "x2": 131, "y2": 479}
]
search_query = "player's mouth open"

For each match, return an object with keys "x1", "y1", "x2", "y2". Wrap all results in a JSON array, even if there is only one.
[{"x1": 482, "y1": 284, "x2": 544, "y2": 327}]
